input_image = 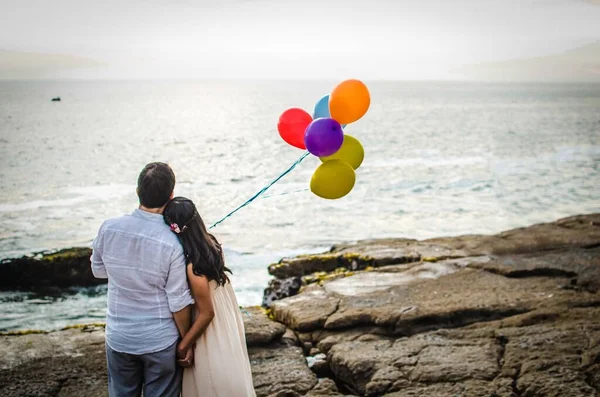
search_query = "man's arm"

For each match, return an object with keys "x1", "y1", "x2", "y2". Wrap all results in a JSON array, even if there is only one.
[
  {"x1": 90, "y1": 225, "x2": 107, "y2": 279},
  {"x1": 165, "y1": 246, "x2": 194, "y2": 334},
  {"x1": 174, "y1": 305, "x2": 194, "y2": 367},
  {"x1": 173, "y1": 305, "x2": 192, "y2": 339},
  {"x1": 165, "y1": 247, "x2": 195, "y2": 366},
  {"x1": 177, "y1": 269, "x2": 215, "y2": 356}
]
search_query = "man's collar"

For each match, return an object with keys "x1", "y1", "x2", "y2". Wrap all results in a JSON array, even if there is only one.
[{"x1": 132, "y1": 208, "x2": 165, "y2": 223}]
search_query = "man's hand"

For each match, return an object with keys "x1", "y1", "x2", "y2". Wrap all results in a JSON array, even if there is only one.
[{"x1": 176, "y1": 342, "x2": 194, "y2": 367}]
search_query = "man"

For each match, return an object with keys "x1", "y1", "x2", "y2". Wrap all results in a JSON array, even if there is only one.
[{"x1": 91, "y1": 162, "x2": 194, "y2": 397}]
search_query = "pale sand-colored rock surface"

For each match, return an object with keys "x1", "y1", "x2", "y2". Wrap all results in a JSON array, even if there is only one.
[{"x1": 1, "y1": 214, "x2": 599, "y2": 396}]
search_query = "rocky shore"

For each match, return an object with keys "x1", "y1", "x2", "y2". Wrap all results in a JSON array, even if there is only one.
[
  {"x1": 0, "y1": 247, "x2": 99, "y2": 291},
  {"x1": 1, "y1": 213, "x2": 599, "y2": 396}
]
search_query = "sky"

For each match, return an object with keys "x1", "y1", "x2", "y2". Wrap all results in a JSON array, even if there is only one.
[{"x1": 0, "y1": 0, "x2": 599, "y2": 79}]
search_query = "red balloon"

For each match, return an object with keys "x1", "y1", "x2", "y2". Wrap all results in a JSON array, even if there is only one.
[{"x1": 278, "y1": 108, "x2": 312, "y2": 149}]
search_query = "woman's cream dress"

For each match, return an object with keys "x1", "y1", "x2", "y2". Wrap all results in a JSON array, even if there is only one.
[{"x1": 182, "y1": 280, "x2": 256, "y2": 397}]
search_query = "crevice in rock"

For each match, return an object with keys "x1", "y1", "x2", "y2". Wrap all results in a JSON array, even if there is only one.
[
  {"x1": 400, "y1": 306, "x2": 416, "y2": 315},
  {"x1": 504, "y1": 268, "x2": 577, "y2": 279},
  {"x1": 496, "y1": 334, "x2": 508, "y2": 371},
  {"x1": 308, "y1": 347, "x2": 355, "y2": 396},
  {"x1": 310, "y1": 372, "x2": 358, "y2": 397},
  {"x1": 409, "y1": 345, "x2": 427, "y2": 371},
  {"x1": 323, "y1": 299, "x2": 341, "y2": 326},
  {"x1": 562, "y1": 278, "x2": 600, "y2": 294},
  {"x1": 478, "y1": 266, "x2": 577, "y2": 279},
  {"x1": 50, "y1": 377, "x2": 68, "y2": 397},
  {"x1": 335, "y1": 380, "x2": 359, "y2": 396},
  {"x1": 582, "y1": 242, "x2": 600, "y2": 249},
  {"x1": 581, "y1": 329, "x2": 600, "y2": 394},
  {"x1": 582, "y1": 326, "x2": 591, "y2": 366},
  {"x1": 511, "y1": 365, "x2": 522, "y2": 397},
  {"x1": 584, "y1": 371, "x2": 600, "y2": 394},
  {"x1": 569, "y1": 300, "x2": 600, "y2": 309},
  {"x1": 394, "y1": 308, "x2": 529, "y2": 337},
  {"x1": 583, "y1": 355, "x2": 599, "y2": 391}
]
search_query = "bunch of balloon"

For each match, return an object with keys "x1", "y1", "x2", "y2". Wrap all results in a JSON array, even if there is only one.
[{"x1": 277, "y1": 79, "x2": 370, "y2": 199}]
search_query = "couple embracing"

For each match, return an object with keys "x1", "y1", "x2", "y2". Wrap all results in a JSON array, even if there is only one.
[{"x1": 91, "y1": 162, "x2": 255, "y2": 396}]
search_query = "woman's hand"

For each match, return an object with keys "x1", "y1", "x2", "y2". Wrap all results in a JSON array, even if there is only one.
[
  {"x1": 177, "y1": 341, "x2": 190, "y2": 358},
  {"x1": 177, "y1": 341, "x2": 194, "y2": 367}
]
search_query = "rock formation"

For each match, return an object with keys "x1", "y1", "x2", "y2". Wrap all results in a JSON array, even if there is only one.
[
  {"x1": 0, "y1": 248, "x2": 101, "y2": 290},
  {"x1": 1, "y1": 214, "x2": 599, "y2": 396}
]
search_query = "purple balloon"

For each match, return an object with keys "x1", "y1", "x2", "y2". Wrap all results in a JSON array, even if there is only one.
[{"x1": 304, "y1": 118, "x2": 344, "y2": 157}]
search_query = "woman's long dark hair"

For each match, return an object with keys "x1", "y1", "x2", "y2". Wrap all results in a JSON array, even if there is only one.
[{"x1": 163, "y1": 197, "x2": 231, "y2": 286}]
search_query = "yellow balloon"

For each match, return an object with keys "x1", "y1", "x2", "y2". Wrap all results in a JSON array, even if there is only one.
[
  {"x1": 310, "y1": 160, "x2": 356, "y2": 200},
  {"x1": 329, "y1": 79, "x2": 371, "y2": 125},
  {"x1": 320, "y1": 134, "x2": 364, "y2": 170}
]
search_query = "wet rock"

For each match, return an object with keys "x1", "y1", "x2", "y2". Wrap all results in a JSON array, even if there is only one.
[
  {"x1": 424, "y1": 213, "x2": 600, "y2": 257},
  {"x1": 281, "y1": 328, "x2": 301, "y2": 347},
  {"x1": 250, "y1": 344, "x2": 318, "y2": 397},
  {"x1": 303, "y1": 341, "x2": 314, "y2": 356},
  {"x1": 263, "y1": 276, "x2": 303, "y2": 307},
  {"x1": 586, "y1": 364, "x2": 600, "y2": 394},
  {"x1": 266, "y1": 213, "x2": 600, "y2": 291},
  {"x1": 0, "y1": 248, "x2": 102, "y2": 290},
  {"x1": 0, "y1": 326, "x2": 319, "y2": 397},
  {"x1": 305, "y1": 378, "x2": 347, "y2": 396},
  {"x1": 307, "y1": 353, "x2": 332, "y2": 378},
  {"x1": 0, "y1": 328, "x2": 108, "y2": 397},
  {"x1": 326, "y1": 306, "x2": 600, "y2": 397},
  {"x1": 494, "y1": 312, "x2": 600, "y2": 397},
  {"x1": 270, "y1": 255, "x2": 343, "y2": 279},
  {"x1": 262, "y1": 215, "x2": 600, "y2": 396},
  {"x1": 322, "y1": 261, "x2": 459, "y2": 296},
  {"x1": 297, "y1": 332, "x2": 314, "y2": 344},
  {"x1": 243, "y1": 306, "x2": 287, "y2": 347},
  {"x1": 2, "y1": 214, "x2": 600, "y2": 396},
  {"x1": 268, "y1": 251, "x2": 420, "y2": 280},
  {"x1": 332, "y1": 239, "x2": 449, "y2": 265},
  {"x1": 468, "y1": 247, "x2": 600, "y2": 292},
  {"x1": 316, "y1": 327, "x2": 390, "y2": 354},
  {"x1": 302, "y1": 268, "x2": 357, "y2": 288},
  {"x1": 271, "y1": 285, "x2": 340, "y2": 332},
  {"x1": 0, "y1": 326, "x2": 106, "y2": 371},
  {"x1": 380, "y1": 380, "x2": 500, "y2": 397},
  {"x1": 273, "y1": 263, "x2": 586, "y2": 334},
  {"x1": 268, "y1": 391, "x2": 302, "y2": 397}
]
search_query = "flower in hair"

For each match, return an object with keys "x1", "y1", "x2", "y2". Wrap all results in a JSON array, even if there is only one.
[{"x1": 170, "y1": 223, "x2": 181, "y2": 234}]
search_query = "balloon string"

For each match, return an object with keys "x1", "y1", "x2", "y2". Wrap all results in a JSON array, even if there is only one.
[
  {"x1": 208, "y1": 151, "x2": 310, "y2": 230},
  {"x1": 261, "y1": 188, "x2": 310, "y2": 199}
]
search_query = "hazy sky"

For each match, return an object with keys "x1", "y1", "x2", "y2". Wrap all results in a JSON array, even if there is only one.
[{"x1": 1, "y1": 0, "x2": 600, "y2": 79}]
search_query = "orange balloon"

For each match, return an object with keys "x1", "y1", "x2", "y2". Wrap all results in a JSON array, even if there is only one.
[{"x1": 329, "y1": 79, "x2": 370, "y2": 125}]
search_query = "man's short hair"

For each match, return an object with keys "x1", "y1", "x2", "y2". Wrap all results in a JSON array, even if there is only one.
[{"x1": 137, "y1": 162, "x2": 175, "y2": 208}]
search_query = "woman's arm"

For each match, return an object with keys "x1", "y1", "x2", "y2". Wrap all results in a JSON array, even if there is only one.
[{"x1": 177, "y1": 265, "x2": 215, "y2": 357}]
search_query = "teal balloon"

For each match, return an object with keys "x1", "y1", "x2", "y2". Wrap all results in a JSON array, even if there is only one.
[
  {"x1": 313, "y1": 95, "x2": 347, "y2": 128},
  {"x1": 313, "y1": 95, "x2": 331, "y2": 119}
]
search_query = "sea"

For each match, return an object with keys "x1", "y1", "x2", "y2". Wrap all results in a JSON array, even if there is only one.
[{"x1": 1, "y1": 80, "x2": 599, "y2": 332}]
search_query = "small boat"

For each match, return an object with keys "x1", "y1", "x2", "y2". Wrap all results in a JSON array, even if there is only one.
[{"x1": 51, "y1": 97, "x2": 61, "y2": 102}]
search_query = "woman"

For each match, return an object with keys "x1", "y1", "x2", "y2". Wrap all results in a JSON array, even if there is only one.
[{"x1": 163, "y1": 197, "x2": 255, "y2": 397}]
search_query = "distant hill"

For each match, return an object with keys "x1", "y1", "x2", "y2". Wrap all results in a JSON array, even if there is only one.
[
  {"x1": 0, "y1": 50, "x2": 104, "y2": 79},
  {"x1": 458, "y1": 41, "x2": 600, "y2": 82}
]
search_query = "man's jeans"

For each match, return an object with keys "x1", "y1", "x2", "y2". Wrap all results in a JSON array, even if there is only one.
[{"x1": 105, "y1": 341, "x2": 182, "y2": 397}]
